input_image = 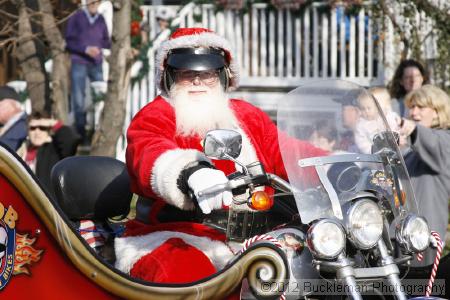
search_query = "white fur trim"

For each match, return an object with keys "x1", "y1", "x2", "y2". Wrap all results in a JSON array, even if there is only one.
[
  {"x1": 155, "y1": 32, "x2": 240, "y2": 95},
  {"x1": 151, "y1": 149, "x2": 210, "y2": 210},
  {"x1": 114, "y1": 231, "x2": 235, "y2": 274}
]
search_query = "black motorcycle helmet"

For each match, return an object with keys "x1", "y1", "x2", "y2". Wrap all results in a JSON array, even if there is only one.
[{"x1": 162, "y1": 47, "x2": 230, "y2": 94}]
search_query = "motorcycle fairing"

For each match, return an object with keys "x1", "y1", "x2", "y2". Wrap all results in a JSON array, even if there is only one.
[{"x1": 276, "y1": 80, "x2": 418, "y2": 225}]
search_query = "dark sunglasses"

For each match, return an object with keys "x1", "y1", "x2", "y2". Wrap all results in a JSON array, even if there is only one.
[{"x1": 29, "y1": 125, "x2": 51, "y2": 131}]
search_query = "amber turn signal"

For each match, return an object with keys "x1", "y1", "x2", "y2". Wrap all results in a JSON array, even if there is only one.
[
  {"x1": 249, "y1": 191, "x2": 273, "y2": 211},
  {"x1": 393, "y1": 189, "x2": 407, "y2": 208}
]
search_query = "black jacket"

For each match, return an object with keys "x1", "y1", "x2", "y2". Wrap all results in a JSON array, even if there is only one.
[{"x1": 34, "y1": 125, "x2": 80, "y2": 196}]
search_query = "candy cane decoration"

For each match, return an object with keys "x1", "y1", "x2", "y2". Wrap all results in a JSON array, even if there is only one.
[
  {"x1": 416, "y1": 231, "x2": 443, "y2": 296},
  {"x1": 425, "y1": 231, "x2": 443, "y2": 297},
  {"x1": 416, "y1": 251, "x2": 423, "y2": 261},
  {"x1": 240, "y1": 234, "x2": 282, "y2": 253},
  {"x1": 240, "y1": 234, "x2": 285, "y2": 300}
]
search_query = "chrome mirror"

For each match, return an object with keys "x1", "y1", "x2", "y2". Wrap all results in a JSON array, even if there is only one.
[
  {"x1": 203, "y1": 129, "x2": 242, "y2": 160},
  {"x1": 372, "y1": 131, "x2": 400, "y2": 154}
]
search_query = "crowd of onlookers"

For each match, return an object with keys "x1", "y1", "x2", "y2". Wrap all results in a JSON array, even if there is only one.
[
  {"x1": 2, "y1": 57, "x2": 448, "y2": 215},
  {"x1": 1, "y1": 1, "x2": 448, "y2": 292},
  {"x1": 0, "y1": 1, "x2": 178, "y2": 198},
  {"x1": 0, "y1": 4, "x2": 449, "y2": 257},
  {"x1": 0, "y1": 0, "x2": 110, "y2": 196},
  {"x1": 0, "y1": 86, "x2": 80, "y2": 197}
]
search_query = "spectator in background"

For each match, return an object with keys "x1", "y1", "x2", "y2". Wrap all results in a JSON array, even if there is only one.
[
  {"x1": 140, "y1": 20, "x2": 150, "y2": 45},
  {"x1": 19, "y1": 112, "x2": 80, "y2": 196},
  {"x1": 155, "y1": 7, "x2": 175, "y2": 35},
  {"x1": 399, "y1": 84, "x2": 450, "y2": 271},
  {"x1": 337, "y1": 97, "x2": 360, "y2": 152},
  {"x1": 388, "y1": 59, "x2": 429, "y2": 117},
  {"x1": 354, "y1": 87, "x2": 400, "y2": 154},
  {"x1": 65, "y1": 0, "x2": 111, "y2": 144},
  {"x1": 309, "y1": 120, "x2": 337, "y2": 152},
  {"x1": 341, "y1": 100, "x2": 360, "y2": 131},
  {"x1": 0, "y1": 86, "x2": 27, "y2": 151}
]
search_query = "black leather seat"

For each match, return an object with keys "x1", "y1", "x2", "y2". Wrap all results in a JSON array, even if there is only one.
[{"x1": 51, "y1": 156, "x2": 133, "y2": 221}]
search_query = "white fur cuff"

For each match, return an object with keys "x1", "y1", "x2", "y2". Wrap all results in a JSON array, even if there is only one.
[{"x1": 150, "y1": 149, "x2": 210, "y2": 210}]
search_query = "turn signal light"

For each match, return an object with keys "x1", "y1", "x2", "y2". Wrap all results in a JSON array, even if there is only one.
[
  {"x1": 393, "y1": 186, "x2": 407, "y2": 208},
  {"x1": 249, "y1": 191, "x2": 273, "y2": 211}
]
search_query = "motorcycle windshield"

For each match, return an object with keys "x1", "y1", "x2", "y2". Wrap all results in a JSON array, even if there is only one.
[{"x1": 277, "y1": 80, "x2": 418, "y2": 224}]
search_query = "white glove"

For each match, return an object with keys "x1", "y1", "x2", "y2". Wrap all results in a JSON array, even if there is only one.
[{"x1": 187, "y1": 168, "x2": 233, "y2": 214}]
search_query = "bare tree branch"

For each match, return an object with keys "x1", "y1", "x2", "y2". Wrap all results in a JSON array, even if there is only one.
[
  {"x1": 414, "y1": 0, "x2": 450, "y2": 35},
  {"x1": 0, "y1": 8, "x2": 19, "y2": 20},
  {"x1": 378, "y1": 0, "x2": 410, "y2": 59}
]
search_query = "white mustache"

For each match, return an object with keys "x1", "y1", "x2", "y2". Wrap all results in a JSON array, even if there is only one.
[
  {"x1": 170, "y1": 83, "x2": 236, "y2": 137},
  {"x1": 186, "y1": 87, "x2": 209, "y2": 92}
]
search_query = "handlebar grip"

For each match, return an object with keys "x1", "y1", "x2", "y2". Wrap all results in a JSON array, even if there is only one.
[
  {"x1": 197, "y1": 183, "x2": 228, "y2": 197},
  {"x1": 196, "y1": 175, "x2": 275, "y2": 198}
]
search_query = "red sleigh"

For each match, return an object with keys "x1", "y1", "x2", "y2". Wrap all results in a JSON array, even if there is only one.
[{"x1": 0, "y1": 143, "x2": 288, "y2": 299}]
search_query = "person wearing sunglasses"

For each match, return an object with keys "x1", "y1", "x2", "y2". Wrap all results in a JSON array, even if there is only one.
[{"x1": 20, "y1": 112, "x2": 80, "y2": 196}]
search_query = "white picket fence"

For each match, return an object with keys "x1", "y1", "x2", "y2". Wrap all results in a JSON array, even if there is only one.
[
  {"x1": 138, "y1": 3, "x2": 384, "y2": 88},
  {"x1": 118, "y1": 2, "x2": 436, "y2": 160},
  {"x1": 129, "y1": 6, "x2": 381, "y2": 108}
]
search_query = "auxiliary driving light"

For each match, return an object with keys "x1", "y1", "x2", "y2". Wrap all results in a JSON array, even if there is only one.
[
  {"x1": 396, "y1": 215, "x2": 430, "y2": 252},
  {"x1": 307, "y1": 219, "x2": 345, "y2": 259}
]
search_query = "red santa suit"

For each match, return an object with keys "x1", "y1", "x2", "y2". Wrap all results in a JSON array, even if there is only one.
[
  {"x1": 115, "y1": 96, "x2": 326, "y2": 282},
  {"x1": 114, "y1": 27, "x2": 326, "y2": 284}
]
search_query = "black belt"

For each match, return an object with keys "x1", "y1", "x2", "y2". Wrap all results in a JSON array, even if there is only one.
[{"x1": 201, "y1": 210, "x2": 269, "y2": 242}]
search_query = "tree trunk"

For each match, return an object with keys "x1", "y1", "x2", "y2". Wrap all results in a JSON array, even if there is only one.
[
  {"x1": 38, "y1": 0, "x2": 70, "y2": 123},
  {"x1": 15, "y1": 1, "x2": 47, "y2": 114},
  {"x1": 90, "y1": 0, "x2": 131, "y2": 157}
]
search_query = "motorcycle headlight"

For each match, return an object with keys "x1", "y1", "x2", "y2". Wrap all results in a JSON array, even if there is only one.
[
  {"x1": 346, "y1": 199, "x2": 383, "y2": 249},
  {"x1": 396, "y1": 215, "x2": 430, "y2": 252},
  {"x1": 307, "y1": 219, "x2": 345, "y2": 259}
]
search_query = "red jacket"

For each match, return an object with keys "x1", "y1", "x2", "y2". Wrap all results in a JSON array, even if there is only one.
[{"x1": 126, "y1": 96, "x2": 326, "y2": 211}]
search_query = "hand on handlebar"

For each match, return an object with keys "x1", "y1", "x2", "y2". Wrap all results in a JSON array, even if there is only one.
[{"x1": 187, "y1": 168, "x2": 233, "y2": 214}]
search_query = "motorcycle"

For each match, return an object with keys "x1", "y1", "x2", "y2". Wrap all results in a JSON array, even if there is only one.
[
  {"x1": 0, "y1": 80, "x2": 441, "y2": 299},
  {"x1": 197, "y1": 80, "x2": 442, "y2": 299}
]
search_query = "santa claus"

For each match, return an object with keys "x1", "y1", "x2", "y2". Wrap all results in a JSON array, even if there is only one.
[{"x1": 114, "y1": 27, "x2": 325, "y2": 284}]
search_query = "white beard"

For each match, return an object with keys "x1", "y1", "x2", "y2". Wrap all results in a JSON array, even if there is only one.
[{"x1": 169, "y1": 83, "x2": 237, "y2": 137}]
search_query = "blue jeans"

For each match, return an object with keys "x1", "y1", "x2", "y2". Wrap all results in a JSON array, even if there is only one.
[{"x1": 70, "y1": 62, "x2": 103, "y2": 139}]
